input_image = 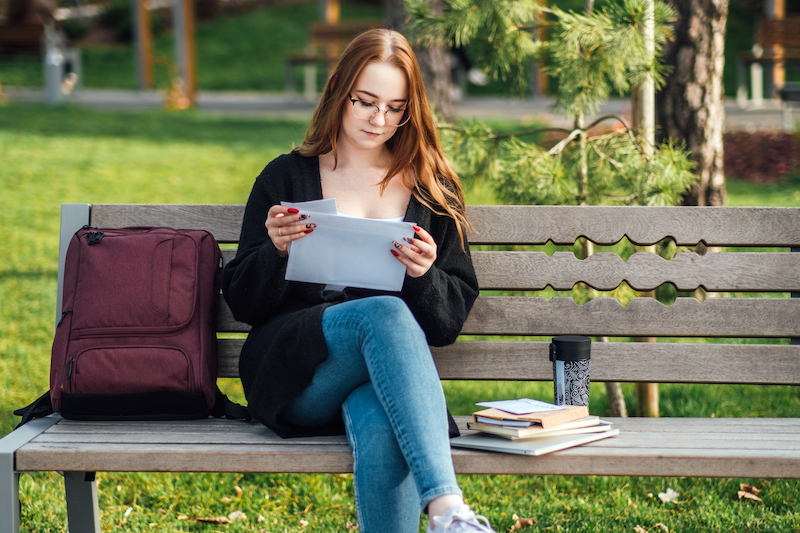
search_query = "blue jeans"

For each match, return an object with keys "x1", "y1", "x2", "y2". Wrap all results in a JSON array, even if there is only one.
[{"x1": 281, "y1": 296, "x2": 462, "y2": 533}]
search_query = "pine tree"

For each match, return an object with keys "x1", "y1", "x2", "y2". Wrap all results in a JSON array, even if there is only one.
[
  {"x1": 407, "y1": 0, "x2": 697, "y2": 209},
  {"x1": 407, "y1": 0, "x2": 699, "y2": 417}
]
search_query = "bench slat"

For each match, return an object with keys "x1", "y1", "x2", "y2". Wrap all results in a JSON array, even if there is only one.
[
  {"x1": 462, "y1": 296, "x2": 800, "y2": 338},
  {"x1": 218, "y1": 339, "x2": 800, "y2": 384},
  {"x1": 218, "y1": 296, "x2": 800, "y2": 337},
  {"x1": 472, "y1": 251, "x2": 800, "y2": 292},
  {"x1": 16, "y1": 442, "x2": 355, "y2": 474},
  {"x1": 91, "y1": 204, "x2": 245, "y2": 243},
  {"x1": 466, "y1": 205, "x2": 800, "y2": 246},
  {"x1": 91, "y1": 205, "x2": 800, "y2": 247},
  {"x1": 220, "y1": 249, "x2": 800, "y2": 292},
  {"x1": 15, "y1": 418, "x2": 800, "y2": 478}
]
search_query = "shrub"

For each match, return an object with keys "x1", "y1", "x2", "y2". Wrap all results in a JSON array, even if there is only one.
[{"x1": 723, "y1": 130, "x2": 800, "y2": 182}]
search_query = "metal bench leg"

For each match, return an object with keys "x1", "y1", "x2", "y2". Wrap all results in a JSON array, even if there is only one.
[
  {"x1": 0, "y1": 471, "x2": 21, "y2": 533},
  {"x1": 0, "y1": 415, "x2": 61, "y2": 533},
  {"x1": 64, "y1": 472, "x2": 101, "y2": 533}
]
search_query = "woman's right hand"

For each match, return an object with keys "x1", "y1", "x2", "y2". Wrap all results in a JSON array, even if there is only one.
[{"x1": 266, "y1": 205, "x2": 315, "y2": 257}]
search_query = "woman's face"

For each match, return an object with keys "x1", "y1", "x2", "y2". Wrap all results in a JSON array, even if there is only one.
[{"x1": 339, "y1": 61, "x2": 409, "y2": 152}]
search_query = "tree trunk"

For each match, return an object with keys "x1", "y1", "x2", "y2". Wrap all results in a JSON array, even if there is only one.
[
  {"x1": 657, "y1": 0, "x2": 729, "y2": 206},
  {"x1": 382, "y1": 0, "x2": 456, "y2": 122}
]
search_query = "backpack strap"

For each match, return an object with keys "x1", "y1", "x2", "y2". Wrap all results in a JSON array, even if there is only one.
[
  {"x1": 14, "y1": 391, "x2": 54, "y2": 429},
  {"x1": 211, "y1": 388, "x2": 252, "y2": 422}
]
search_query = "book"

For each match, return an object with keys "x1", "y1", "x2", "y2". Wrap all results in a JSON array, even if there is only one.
[
  {"x1": 472, "y1": 404, "x2": 589, "y2": 429},
  {"x1": 449, "y1": 427, "x2": 620, "y2": 456},
  {"x1": 468, "y1": 417, "x2": 614, "y2": 441}
]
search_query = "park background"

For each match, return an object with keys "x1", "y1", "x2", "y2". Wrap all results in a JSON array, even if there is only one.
[{"x1": 2, "y1": 0, "x2": 800, "y2": 531}]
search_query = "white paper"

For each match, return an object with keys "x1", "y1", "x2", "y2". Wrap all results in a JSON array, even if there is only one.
[
  {"x1": 283, "y1": 198, "x2": 338, "y2": 215},
  {"x1": 281, "y1": 200, "x2": 415, "y2": 292},
  {"x1": 476, "y1": 398, "x2": 568, "y2": 415}
]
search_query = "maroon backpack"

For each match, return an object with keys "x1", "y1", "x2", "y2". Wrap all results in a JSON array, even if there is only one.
[{"x1": 45, "y1": 226, "x2": 232, "y2": 420}]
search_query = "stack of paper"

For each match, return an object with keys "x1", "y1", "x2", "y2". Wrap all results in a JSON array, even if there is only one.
[
  {"x1": 281, "y1": 199, "x2": 416, "y2": 292},
  {"x1": 449, "y1": 398, "x2": 618, "y2": 456}
]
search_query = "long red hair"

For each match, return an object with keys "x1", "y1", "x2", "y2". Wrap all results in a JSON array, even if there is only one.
[{"x1": 295, "y1": 28, "x2": 470, "y2": 245}]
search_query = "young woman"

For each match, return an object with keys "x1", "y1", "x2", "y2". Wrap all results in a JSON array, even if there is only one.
[{"x1": 222, "y1": 29, "x2": 495, "y2": 533}]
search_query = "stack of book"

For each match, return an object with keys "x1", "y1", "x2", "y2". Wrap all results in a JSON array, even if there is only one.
[{"x1": 449, "y1": 399, "x2": 619, "y2": 456}]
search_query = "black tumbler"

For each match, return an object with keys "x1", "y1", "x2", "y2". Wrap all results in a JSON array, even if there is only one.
[{"x1": 549, "y1": 335, "x2": 592, "y2": 406}]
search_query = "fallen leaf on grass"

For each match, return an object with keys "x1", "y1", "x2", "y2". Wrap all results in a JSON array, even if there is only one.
[
  {"x1": 738, "y1": 491, "x2": 762, "y2": 501},
  {"x1": 738, "y1": 483, "x2": 762, "y2": 502},
  {"x1": 346, "y1": 521, "x2": 359, "y2": 530},
  {"x1": 657, "y1": 488, "x2": 679, "y2": 503},
  {"x1": 634, "y1": 526, "x2": 648, "y2": 533},
  {"x1": 234, "y1": 486, "x2": 243, "y2": 497},
  {"x1": 228, "y1": 510, "x2": 247, "y2": 521},
  {"x1": 654, "y1": 524, "x2": 669, "y2": 532},
  {"x1": 194, "y1": 516, "x2": 230, "y2": 524},
  {"x1": 509, "y1": 513, "x2": 536, "y2": 531},
  {"x1": 300, "y1": 519, "x2": 309, "y2": 527},
  {"x1": 740, "y1": 484, "x2": 761, "y2": 495}
]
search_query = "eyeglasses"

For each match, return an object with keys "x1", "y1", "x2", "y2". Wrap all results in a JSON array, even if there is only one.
[{"x1": 348, "y1": 95, "x2": 410, "y2": 127}]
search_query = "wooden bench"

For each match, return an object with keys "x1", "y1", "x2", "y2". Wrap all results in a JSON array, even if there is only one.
[
  {"x1": 0, "y1": 19, "x2": 45, "y2": 56},
  {"x1": 2, "y1": 202, "x2": 800, "y2": 533},
  {"x1": 737, "y1": 16, "x2": 800, "y2": 107},
  {"x1": 285, "y1": 20, "x2": 382, "y2": 97}
]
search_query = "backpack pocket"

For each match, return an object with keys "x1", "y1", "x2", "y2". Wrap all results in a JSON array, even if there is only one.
[
  {"x1": 64, "y1": 346, "x2": 194, "y2": 395},
  {"x1": 59, "y1": 345, "x2": 209, "y2": 420},
  {"x1": 70, "y1": 232, "x2": 199, "y2": 334}
]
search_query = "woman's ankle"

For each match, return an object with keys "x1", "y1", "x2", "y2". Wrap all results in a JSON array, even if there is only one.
[{"x1": 427, "y1": 494, "x2": 465, "y2": 518}]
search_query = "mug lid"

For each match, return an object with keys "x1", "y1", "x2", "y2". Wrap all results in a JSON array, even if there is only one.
[{"x1": 549, "y1": 335, "x2": 591, "y2": 361}]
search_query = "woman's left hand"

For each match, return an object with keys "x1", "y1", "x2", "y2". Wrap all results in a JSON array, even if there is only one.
[{"x1": 391, "y1": 225, "x2": 437, "y2": 278}]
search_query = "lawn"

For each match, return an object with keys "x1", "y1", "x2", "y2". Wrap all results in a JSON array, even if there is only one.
[{"x1": 1, "y1": 103, "x2": 799, "y2": 532}]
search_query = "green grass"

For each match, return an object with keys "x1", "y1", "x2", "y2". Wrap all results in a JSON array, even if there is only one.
[{"x1": 2, "y1": 104, "x2": 800, "y2": 532}]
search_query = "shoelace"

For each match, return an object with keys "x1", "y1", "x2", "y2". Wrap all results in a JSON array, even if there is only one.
[{"x1": 430, "y1": 506, "x2": 496, "y2": 532}]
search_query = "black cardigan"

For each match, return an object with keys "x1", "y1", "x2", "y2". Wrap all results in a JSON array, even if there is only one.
[{"x1": 222, "y1": 152, "x2": 479, "y2": 437}]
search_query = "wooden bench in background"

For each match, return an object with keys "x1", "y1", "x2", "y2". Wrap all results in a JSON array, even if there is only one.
[
  {"x1": 285, "y1": 20, "x2": 383, "y2": 97},
  {"x1": 2, "y1": 203, "x2": 800, "y2": 533},
  {"x1": 737, "y1": 16, "x2": 800, "y2": 107},
  {"x1": 0, "y1": 19, "x2": 45, "y2": 56}
]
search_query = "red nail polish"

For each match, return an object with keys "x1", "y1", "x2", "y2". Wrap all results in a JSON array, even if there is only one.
[
  {"x1": 305, "y1": 228, "x2": 314, "y2": 234},
  {"x1": 287, "y1": 208, "x2": 300, "y2": 214},
  {"x1": 413, "y1": 225, "x2": 422, "y2": 232},
  {"x1": 391, "y1": 249, "x2": 400, "y2": 257}
]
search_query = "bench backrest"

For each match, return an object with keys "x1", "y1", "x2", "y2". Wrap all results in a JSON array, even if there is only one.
[
  {"x1": 756, "y1": 17, "x2": 800, "y2": 49},
  {"x1": 60, "y1": 204, "x2": 800, "y2": 388},
  {"x1": 0, "y1": 21, "x2": 44, "y2": 55}
]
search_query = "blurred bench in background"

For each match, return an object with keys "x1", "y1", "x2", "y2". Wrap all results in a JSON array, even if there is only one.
[{"x1": 285, "y1": 20, "x2": 383, "y2": 97}]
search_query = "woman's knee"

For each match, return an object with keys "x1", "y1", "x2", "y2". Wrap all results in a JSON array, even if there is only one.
[{"x1": 360, "y1": 296, "x2": 423, "y2": 336}]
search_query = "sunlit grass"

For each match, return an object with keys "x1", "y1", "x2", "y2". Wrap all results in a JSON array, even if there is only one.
[{"x1": 2, "y1": 104, "x2": 799, "y2": 532}]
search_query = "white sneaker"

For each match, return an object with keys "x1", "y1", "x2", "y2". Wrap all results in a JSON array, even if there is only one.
[{"x1": 426, "y1": 504, "x2": 496, "y2": 532}]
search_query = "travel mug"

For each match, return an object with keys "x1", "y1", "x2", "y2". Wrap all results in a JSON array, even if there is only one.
[{"x1": 549, "y1": 335, "x2": 591, "y2": 406}]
